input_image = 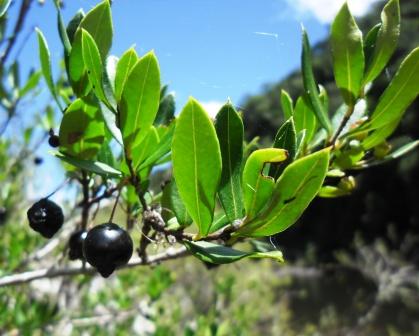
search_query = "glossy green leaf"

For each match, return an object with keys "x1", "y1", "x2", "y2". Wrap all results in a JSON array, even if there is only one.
[
  {"x1": 69, "y1": 29, "x2": 91, "y2": 97},
  {"x1": 119, "y1": 51, "x2": 161, "y2": 151},
  {"x1": 301, "y1": 28, "x2": 332, "y2": 134},
  {"x1": 319, "y1": 85, "x2": 329, "y2": 114},
  {"x1": 131, "y1": 126, "x2": 159, "y2": 170},
  {"x1": 215, "y1": 102, "x2": 244, "y2": 222},
  {"x1": 363, "y1": 23, "x2": 381, "y2": 67},
  {"x1": 237, "y1": 148, "x2": 330, "y2": 237},
  {"x1": 280, "y1": 89, "x2": 293, "y2": 119},
  {"x1": 0, "y1": 0, "x2": 12, "y2": 17},
  {"x1": 208, "y1": 214, "x2": 229, "y2": 234},
  {"x1": 58, "y1": 97, "x2": 105, "y2": 159},
  {"x1": 243, "y1": 148, "x2": 288, "y2": 220},
  {"x1": 294, "y1": 95, "x2": 317, "y2": 143},
  {"x1": 363, "y1": 0, "x2": 400, "y2": 85},
  {"x1": 155, "y1": 92, "x2": 175, "y2": 126},
  {"x1": 36, "y1": 28, "x2": 62, "y2": 110},
  {"x1": 53, "y1": 152, "x2": 121, "y2": 177},
  {"x1": 96, "y1": 142, "x2": 116, "y2": 169},
  {"x1": 115, "y1": 48, "x2": 138, "y2": 103},
  {"x1": 138, "y1": 121, "x2": 175, "y2": 170},
  {"x1": 103, "y1": 55, "x2": 118, "y2": 108},
  {"x1": 161, "y1": 180, "x2": 192, "y2": 227},
  {"x1": 184, "y1": 241, "x2": 284, "y2": 265},
  {"x1": 361, "y1": 47, "x2": 419, "y2": 149},
  {"x1": 99, "y1": 102, "x2": 123, "y2": 145},
  {"x1": 330, "y1": 2, "x2": 364, "y2": 105},
  {"x1": 295, "y1": 129, "x2": 307, "y2": 158},
  {"x1": 81, "y1": 29, "x2": 110, "y2": 108},
  {"x1": 79, "y1": 0, "x2": 112, "y2": 60},
  {"x1": 66, "y1": 9, "x2": 84, "y2": 44},
  {"x1": 268, "y1": 118, "x2": 297, "y2": 179},
  {"x1": 54, "y1": 1, "x2": 71, "y2": 58},
  {"x1": 172, "y1": 98, "x2": 222, "y2": 237}
]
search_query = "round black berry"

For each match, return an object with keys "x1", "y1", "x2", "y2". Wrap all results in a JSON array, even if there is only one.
[
  {"x1": 27, "y1": 199, "x2": 64, "y2": 238},
  {"x1": 34, "y1": 156, "x2": 44, "y2": 165},
  {"x1": 68, "y1": 229, "x2": 87, "y2": 260},
  {"x1": 83, "y1": 223, "x2": 133, "y2": 278},
  {"x1": 48, "y1": 135, "x2": 60, "y2": 148}
]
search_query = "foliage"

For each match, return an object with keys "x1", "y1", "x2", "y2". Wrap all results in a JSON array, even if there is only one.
[{"x1": 0, "y1": 0, "x2": 418, "y2": 334}]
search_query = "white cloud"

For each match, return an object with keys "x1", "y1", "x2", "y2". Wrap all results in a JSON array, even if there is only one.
[
  {"x1": 286, "y1": 0, "x2": 381, "y2": 23},
  {"x1": 200, "y1": 101, "x2": 225, "y2": 119}
]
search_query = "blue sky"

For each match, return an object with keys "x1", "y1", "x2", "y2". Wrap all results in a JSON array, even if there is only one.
[
  {"x1": 10, "y1": 0, "x2": 379, "y2": 114},
  {"x1": 4, "y1": 0, "x2": 380, "y2": 202}
]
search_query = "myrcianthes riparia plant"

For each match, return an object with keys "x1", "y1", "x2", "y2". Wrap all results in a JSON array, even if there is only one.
[{"x1": 10, "y1": 0, "x2": 418, "y2": 282}]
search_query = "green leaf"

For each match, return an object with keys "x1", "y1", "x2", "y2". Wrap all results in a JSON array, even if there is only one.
[
  {"x1": 243, "y1": 148, "x2": 288, "y2": 220},
  {"x1": 294, "y1": 95, "x2": 317, "y2": 144},
  {"x1": 172, "y1": 98, "x2": 222, "y2": 237},
  {"x1": 119, "y1": 51, "x2": 161, "y2": 150},
  {"x1": 295, "y1": 129, "x2": 307, "y2": 158},
  {"x1": 18, "y1": 71, "x2": 42, "y2": 98},
  {"x1": 209, "y1": 214, "x2": 229, "y2": 234},
  {"x1": 115, "y1": 48, "x2": 138, "y2": 103},
  {"x1": 81, "y1": 29, "x2": 110, "y2": 108},
  {"x1": 66, "y1": 10, "x2": 84, "y2": 44},
  {"x1": 54, "y1": 2, "x2": 71, "y2": 58},
  {"x1": 356, "y1": 140, "x2": 419, "y2": 169},
  {"x1": 184, "y1": 241, "x2": 284, "y2": 265},
  {"x1": 161, "y1": 180, "x2": 192, "y2": 227},
  {"x1": 96, "y1": 142, "x2": 116, "y2": 169},
  {"x1": 280, "y1": 89, "x2": 293, "y2": 119},
  {"x1": 330, "y1": 2, "x2": 364, "y2": 105},
  {"x1": 155, "y1": 92, "x2": 175, "y2": 126},
  {"x1": 36, "y1": 28, "x2": 63, "y2": 110},
  {"x1": 131, "y1": 126, "x2": 159, "y2": 170},
  {"x1": 138, "y1": 121, "x2": 176, "y2": 170},
  {"x1": 268, "y1": 118, "x2": 297, "y2": 179},
  {"x1": 363, "y1": 0, "x2": 400, "y2": 85},
  {"x1": 99, "y1": 102, "x2": 123, "y2": 145},
  {"x1": 301, "y1": 28, "x2": 332, "y2": 134},
  {"x1": 361, "y1": 47, "x2": 419, "y2": 149},
  {"x1": 363, "y1": 23, "x2": 381, "y2": 67},
  {"x1": 58, "y1": 96, "x2": 105, "y2": 159},
  {"x1": 79, "y1": 0, "x2": 113, "y2": 60},
  {"x1": 215, "y1": 102, "x2": 244, "y2": 222},
  {"x1": 335, "y1": 141, "x2": 365, "y2": 169},
  {"x1": 236, "y1": 148, "x2": 330, "y2": 237},
  {"x1": 53, "y1": 152, "x2": 121, "y2": 177},
  {"x1": 318, "y1": 186, "x2": 350, "y2": 198},
  {"x1": 0, "y1": 0, "x2": 12, "y2": 17},
  {"x1": 103, "y1": 55, "x2": 118, "y2": 108},
  {"x1": 69, "y1": 29, "x2": 91, "y2": 97}
]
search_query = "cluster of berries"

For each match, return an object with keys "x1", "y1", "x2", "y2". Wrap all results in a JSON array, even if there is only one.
[{"x1": 27, "y1": 199, "x2": 133, "y2": 278}]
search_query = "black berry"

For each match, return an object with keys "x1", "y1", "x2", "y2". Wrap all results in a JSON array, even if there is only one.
[
  {"x1": 34, "y1": 157, "x2": 44, "y2": 165},
  {"x1": 83, "y1": 223, "x2": 133, "y2": 278},
  {"x1": 27, "y1": 199, "x2": 64, "y2": 238},
  {"x1": 68, "y1": 229, "x2": 87, "y2": 260},
  {"x1": 48, "y1": 135, "x2": 60, "y2": 148}
]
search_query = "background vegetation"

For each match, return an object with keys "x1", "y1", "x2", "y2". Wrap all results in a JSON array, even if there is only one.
[{"x1": 0, "y1": 0, "x2": 418, "y2": 335}]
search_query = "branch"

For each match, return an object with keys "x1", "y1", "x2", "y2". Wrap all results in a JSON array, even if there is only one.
[
  {"x1": 0, "y1": 0, "x2": 35, "y2": 67},
  {"x1": 0, "y1": 246, "x2": 188, "y2": 287},
  {"x1": 80, "y1": 171, "x2": 90, "y2": 230}
]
